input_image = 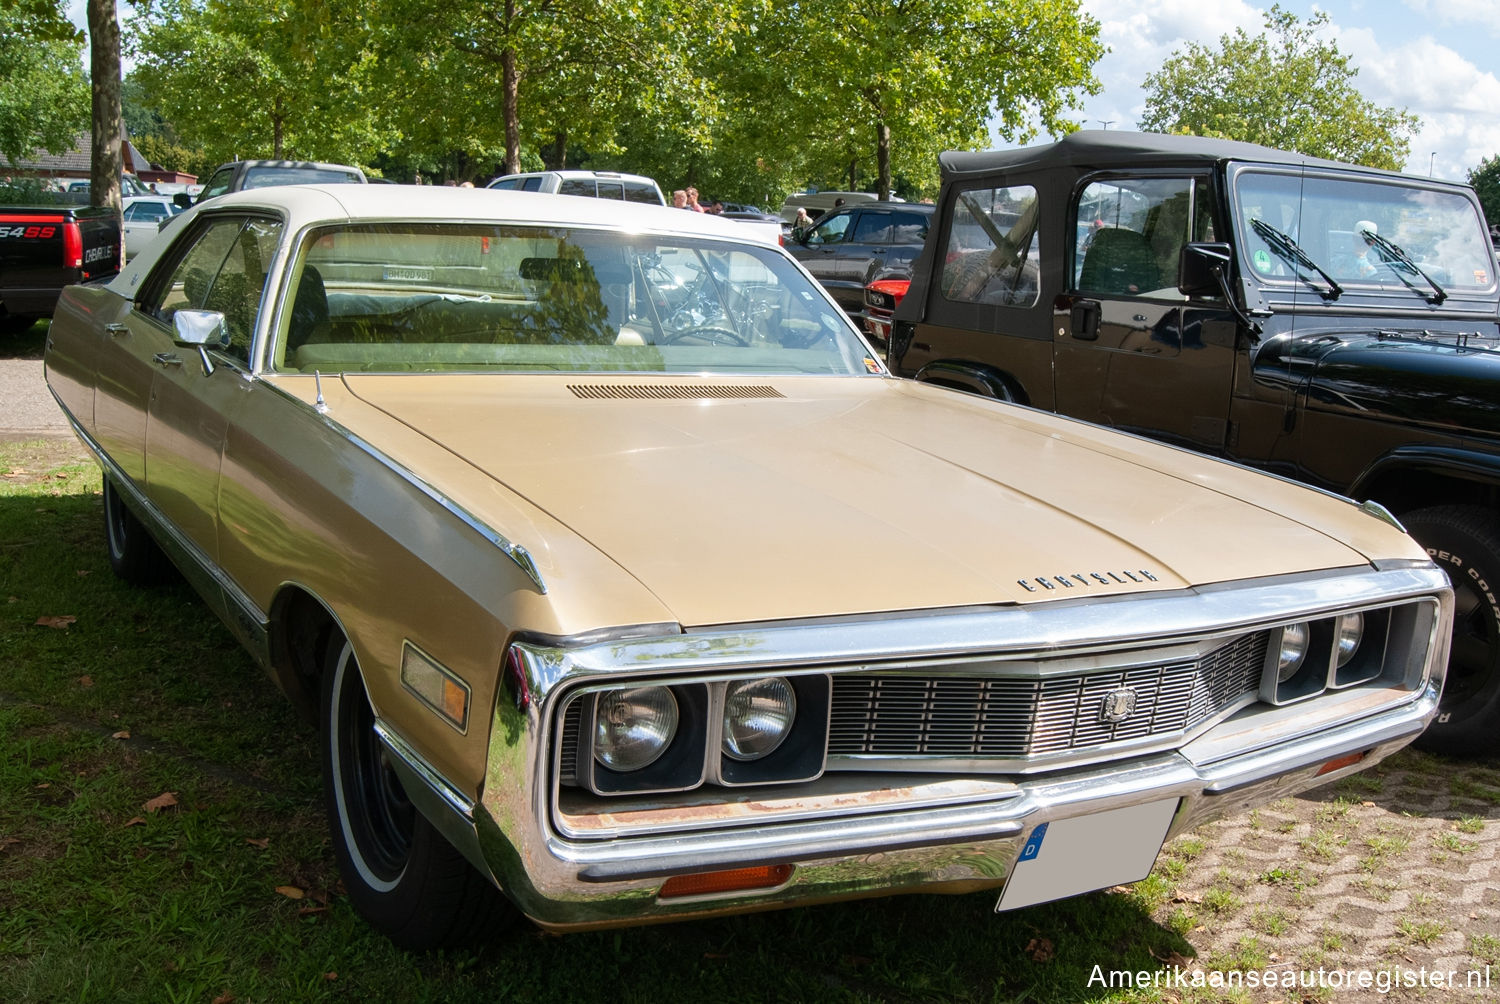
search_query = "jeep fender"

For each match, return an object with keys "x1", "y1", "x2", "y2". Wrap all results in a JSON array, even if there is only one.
[{"x1": 912, "y1": 360, "x2": 1027, "y2": 404}]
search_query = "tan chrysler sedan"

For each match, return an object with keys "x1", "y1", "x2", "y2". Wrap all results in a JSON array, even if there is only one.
[{"x1": 44, "y1": 185, "x2": 1452, "y2": 948}]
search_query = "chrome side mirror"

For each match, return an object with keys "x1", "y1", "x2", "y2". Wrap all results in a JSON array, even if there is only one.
[{"x1": 172, "y1": 309, "x2": 229, "y2": 375}]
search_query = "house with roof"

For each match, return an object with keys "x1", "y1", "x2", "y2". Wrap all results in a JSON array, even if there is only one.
[{"x1": 2, "y1": 129, "x2": 196, "y2": 189}]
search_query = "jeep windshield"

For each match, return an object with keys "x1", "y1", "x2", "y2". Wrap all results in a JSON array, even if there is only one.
[
  {"x1": 1235, "y1": 170, "x2": 1495, "y2": 295},
  {"x1": 274, "y1": 223, "x2": 880, "y2": 376}
]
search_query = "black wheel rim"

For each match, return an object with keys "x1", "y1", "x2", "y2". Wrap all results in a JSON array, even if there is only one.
[{"x1": 336, "y1": 653, "x2": 416, "y2": 881}]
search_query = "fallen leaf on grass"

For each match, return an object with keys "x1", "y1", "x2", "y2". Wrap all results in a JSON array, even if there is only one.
[
  {"x1": 7, "y1": 468, "x2": 26, "y2": 475},
  {"x1": 1362, "y1": 801, "x2": 1376, "y2": 808},
  {"x1": 323, "y1": 973, "x2": 337, "y2": 982},
  {"x1": 245, "y1": 837, "x2": 269, "y2": 850},
  {"x1": 76, "y1": 569, "x2": 91, "y2": 577},
  {"x1": 1151, "y1": 949, "x2": 1196, "y2": 968},
  {"x1": 123, "y1": 817, "x2": 145, "y2": 827},
  {"x1": 1025, "y1": 937, "x2": 1055, "y2": 963},
  {"x1": 0, "y1": 837, "x2": 21, "y2": 853},
  {"x1": 1173, "y1": 892, "x2": 1203, "y2": 904},
  {"x1": 144, "y1": 792, "x2": 178, "y2": 813},
  {"x1": 36, "y1": 615, "x2": 77, "y2": 629},
  {"x1": 212, "y1": 995, "x2": 235, "y2": 1004},
  {"x1": 111, "y1": 730, "x2": 130, "y2": 740},
  {"x1": 276, "y1": 885, "x2": 305, "y2": 900},
  {"x1": 77, "y1": 675, "x2": 92, "y2": 687},
  {"x1": 35, "y1": 782, "x2": 50, "y2": 789}
]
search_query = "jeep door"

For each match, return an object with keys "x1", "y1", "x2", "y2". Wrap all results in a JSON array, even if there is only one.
[{"x1": 1056, "y1": 175, "x2": 1238, "y2": 450}]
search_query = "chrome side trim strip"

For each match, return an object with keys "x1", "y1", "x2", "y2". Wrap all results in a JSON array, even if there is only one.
[
  {"x1": 374, "y1": 720, "x2": 494, "y2": 882},
  {"x1": 56, "y1": 404, "x2": 272, "y2": 667},
  {"x1": 374, "y1": 720, "x2": 474, "y2": 819},
  {"x1": 257, "y1": 378, "x2": 547, "y2": 594}
]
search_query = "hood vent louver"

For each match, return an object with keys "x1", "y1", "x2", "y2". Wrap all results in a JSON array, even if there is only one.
[{"x1": 567, "y1": 383, "x2": 785, "y2": 400}]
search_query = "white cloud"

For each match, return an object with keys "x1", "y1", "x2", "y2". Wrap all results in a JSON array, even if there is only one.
[{"x1": 1401, "y1": 0, "x2": 1500, "y2": 38}]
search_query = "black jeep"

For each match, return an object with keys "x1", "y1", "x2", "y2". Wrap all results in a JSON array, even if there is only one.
[{"x1": 889, "y1": 130, "x2": 1500, "y2": 755}]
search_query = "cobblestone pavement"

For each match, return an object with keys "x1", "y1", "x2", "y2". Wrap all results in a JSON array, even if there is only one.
[{"x1": 1153, "y1": 746, "x2": 1500, "y2": 1002}]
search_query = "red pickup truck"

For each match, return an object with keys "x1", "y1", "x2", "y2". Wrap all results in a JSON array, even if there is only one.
[{"x1": 1, "y1": 205, "x2": 121, "y2": 333}]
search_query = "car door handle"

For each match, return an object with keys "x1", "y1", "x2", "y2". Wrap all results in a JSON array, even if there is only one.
[
  {"x1": 105, "y1": 322, "x2": 128, "y2": 337},
  {"x1": 1070, "y1": 300, "x2": 1101, "y2": 341},
  {"x1": 153, "y1": 352, "x2": 182, "y2": 367}
]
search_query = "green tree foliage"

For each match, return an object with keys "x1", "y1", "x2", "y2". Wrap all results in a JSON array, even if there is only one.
[
  {"x1": 0, "y1": 1, "x2": 89, "y2": 164},
  {"x1": 727, "y1": 0, "x2": 1104, "y2": 200},
  {"x1": 127, "y1": 0, "x2": 382, "y2": 167},
  {"x1": 1139, "y1": 6, "x2": 1418, "y2": 171},
  {"x1": 368, "y1": 0, "x2": 707, "y2": 181},
  {"x1": 1469, "y1": 156, "x2": 1500, "y2": 231}
]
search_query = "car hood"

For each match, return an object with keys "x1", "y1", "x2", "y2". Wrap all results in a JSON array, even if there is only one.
[{"x1": 338, "y1": 374, "x2": 1388, "y2": 627}]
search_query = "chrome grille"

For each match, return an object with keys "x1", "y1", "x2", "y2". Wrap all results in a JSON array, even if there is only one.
[
  {"x1": 556, "y1": 632, "x2": 1268, "y2": 783},
  {"x1": 828, "y1": 632, "x2": 1268, "y2": 758}
]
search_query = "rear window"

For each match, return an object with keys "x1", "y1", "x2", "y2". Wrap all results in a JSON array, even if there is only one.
[{"x1": 242, "y1": 166, "x2": 363, "y2": 189}]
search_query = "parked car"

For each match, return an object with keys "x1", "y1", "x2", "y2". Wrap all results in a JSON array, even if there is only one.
[
  {"x1": 44, "y1": 184, "x2": 1450, "y2": 947},
  {"x1": 778, "y1": 190, "x2": 881, "y2": 223},
  {"x1": 120, "y1": 195, "x2": 184, "y2": 259},
  {"x1": 0, "y1": 203, "x2": 120, "y2": 332},
  {"x1": 785, "y1": 202, "x2": 934, "y2": 315},
  {"x1": 888, "y1": 130, "x2": 1500, "y2": 753},
  {"x1": 172, "y1": 160, "x2": 367, "y2": 211},
  {"x1": 486, "y1": 169, "x2": 665, "y2": 205}
]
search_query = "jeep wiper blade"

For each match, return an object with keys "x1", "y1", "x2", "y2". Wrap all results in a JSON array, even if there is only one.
[
  {"x1": 1250, "y1": 218, "x2": 1343, "y2": 300},
  {"x1": 1360, "y1": 228, "x2": 1447, "y2": 304}
]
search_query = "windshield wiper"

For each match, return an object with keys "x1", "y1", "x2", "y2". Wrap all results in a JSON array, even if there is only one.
[
  {"x1": 1250, "y1": 219, "x2": 1343, "y2": 300},
  {"x1": 1360, "y1": 228, "x2": 1447, "y2": 304}
]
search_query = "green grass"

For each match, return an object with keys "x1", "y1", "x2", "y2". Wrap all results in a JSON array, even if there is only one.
[{"x1": 5, "y1": 439, "x2": 1225, "y2": 1002}]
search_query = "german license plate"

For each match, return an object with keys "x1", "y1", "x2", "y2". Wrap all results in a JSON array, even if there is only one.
[{"x1": 996, "y1": 798, "x2": 1178, "y2": 912}]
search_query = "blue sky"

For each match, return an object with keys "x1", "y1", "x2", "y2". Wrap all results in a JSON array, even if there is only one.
[
  {"x1": 78, "y1": 1, "x2": 1498, "y2": 182},
  {"x1": 1071, "y1": 0, "x2": 1500, "y2": 180}
]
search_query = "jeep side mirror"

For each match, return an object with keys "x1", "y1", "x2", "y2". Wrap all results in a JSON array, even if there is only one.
[
  {"x1": 1179, "y1": 242, "x2": 1233, "y2": 298},
  {"x1": 172, "y1": 192, "x2": 193, "y2": 209}
]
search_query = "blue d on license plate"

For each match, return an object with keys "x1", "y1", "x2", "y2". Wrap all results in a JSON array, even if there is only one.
[{"x1": 996, "y1": 798, "x2": 1178, "y2": 912}]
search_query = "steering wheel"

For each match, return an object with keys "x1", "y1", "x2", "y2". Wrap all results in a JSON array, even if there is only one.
[{"x1": 657, "y1": 325, "x2": 749, "y2": 347}]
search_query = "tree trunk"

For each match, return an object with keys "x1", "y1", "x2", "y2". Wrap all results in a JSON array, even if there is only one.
[
  {"x1": 848, "y1": 157, "x2": 857, "y2": 192},
  {"x1": 502, "y1": 45, "x2": 520, "y2": 174},
  {"x1": 273, "y1": 97, "x2": 284, "y2": 159},
  {"x1": 547, "y1": 131, "x2": 567, "y2": 171},
  {"x1": 87, "y1": 0, "x2": 122, "y2": 212},
  {"x1": 876, "y1": 122, "x2": 891, "y2": 201}
]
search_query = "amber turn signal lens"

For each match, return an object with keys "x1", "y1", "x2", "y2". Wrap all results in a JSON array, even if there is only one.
[
  {"x1": 1315, "y1": 751, "x2": 1368, "y2": 776},
  {"x1": 658, "y1": 864, "x2": 794, "y2": 899}
]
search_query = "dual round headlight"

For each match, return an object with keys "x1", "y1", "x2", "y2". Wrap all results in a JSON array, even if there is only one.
[
  {"x1": 1276, "y1": 621, "x2": 1310, "y2": 682},
  {"x1": 1335, "y1": 612, "x2": 1364, "y2": 667},
  {"x1": 592, "y1": 677, "x2": 798, "y2": 772},
  {"x1": 722, "y1": 677, "x2": 797, "y2": 761},
  {"x1": 594, "y1": 686, "x2": 679, "y2": 772}
]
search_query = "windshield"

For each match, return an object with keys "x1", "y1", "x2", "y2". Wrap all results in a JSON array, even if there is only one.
[
  {"x1": 1235, "y1": 170, "x2": 1494, "y2": 293},
  {"x1": 274, "y1": 223, "x2": 880, "y2": 376}
]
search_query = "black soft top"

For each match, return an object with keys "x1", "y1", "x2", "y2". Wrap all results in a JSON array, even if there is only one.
[{"x1": 938, "y1": 130, "x2": 1420, "y2": 182}]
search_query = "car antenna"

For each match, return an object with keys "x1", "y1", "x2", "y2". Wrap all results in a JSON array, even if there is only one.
[{"x1": 314, "y1": 370, "x2": 329, "y2": 414}]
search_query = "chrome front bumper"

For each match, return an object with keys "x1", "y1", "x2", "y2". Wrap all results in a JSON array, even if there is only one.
[
  {"x1": 469, "y1": 684, "x2": 1435, "y2": 929},
  {"x1": 380, "y1": 564, "x2": 1449, "y2": 930}
]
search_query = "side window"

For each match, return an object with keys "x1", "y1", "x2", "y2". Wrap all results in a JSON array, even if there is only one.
[
  {"x1": 808, "y1": 211, "x2": 853, "y2": 245},
  {"x1": 624, "y1": 182, "x2": 659, "y2": 204},
  {"x1": 200, "y1": 169, "x2": 234, "y2": 201},
  {"x1": 1074, "y1": 178, "x2": 1195, "y2": 297},
  {"x1": 520, "y1": 177, "x2": 544, "y2": 192},
  {"x1": 145, "y1": 216, "x2": 283, "y2": 365},
  {"x1": 851, "y1": 211, "x2": 892, "y2": 243},
  {"x1": 939, "y1": 184, "x2": 1040, "y2": 307},
  {"x1": 490, "y1": 178, "x2": 520, "y2": 190},
  {"x1": 558, "y1": 178, "x2": 594, "y2": 197},
  {"x1": 890, "y1": 211, "x2": 929, "y2": 244}
]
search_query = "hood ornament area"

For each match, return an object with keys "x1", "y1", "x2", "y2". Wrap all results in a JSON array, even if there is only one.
[{"x1": 1016, "y1": 569, "x2": 1159, "y2": 593}]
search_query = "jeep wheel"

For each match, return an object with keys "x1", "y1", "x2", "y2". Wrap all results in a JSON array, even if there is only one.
[
  {"x1": 322, "y1": 637, "x2": 512, "y2": 949},
  {"x1": 1404, "y1": 506, "x2": 1500, "y2": 757}
]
